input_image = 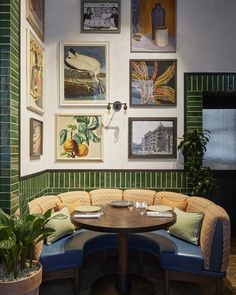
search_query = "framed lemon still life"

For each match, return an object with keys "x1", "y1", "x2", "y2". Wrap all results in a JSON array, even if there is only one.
[
  {"x1": 27, "y1": 30, "x2": 44, "y2": 115},
  {"x1": 56, "y1": 114, "x2": 104, "y2": 161}
]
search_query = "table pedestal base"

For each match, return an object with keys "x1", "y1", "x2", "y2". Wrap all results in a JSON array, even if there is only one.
[{"x1": 91, "y1": 273, "x2": 154, "y2": 295}]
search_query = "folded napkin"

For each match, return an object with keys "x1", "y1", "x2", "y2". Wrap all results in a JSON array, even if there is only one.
[
  {"x1": 74, "y1": 212, "x2": 101, "y2": 219},
  {"x1": 146, "y1": 211, "x2": 173, "y2": 218}
]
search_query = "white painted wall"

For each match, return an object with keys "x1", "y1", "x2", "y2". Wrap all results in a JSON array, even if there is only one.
[{"x1": 20, "y1": 0, "x2": 236, "y2": 176}]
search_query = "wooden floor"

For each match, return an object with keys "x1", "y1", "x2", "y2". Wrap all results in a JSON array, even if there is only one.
[{"x1": 40, "y1": 237, "x2": 236, "y2": 295}]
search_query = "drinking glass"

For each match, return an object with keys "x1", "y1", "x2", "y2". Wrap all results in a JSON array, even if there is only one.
[
  {"x1": 128, "y1": 202, "x2": 134, "y2": 212},
  {"x1": 139, "y1": 202, "x2": 147, "y2": 216}
]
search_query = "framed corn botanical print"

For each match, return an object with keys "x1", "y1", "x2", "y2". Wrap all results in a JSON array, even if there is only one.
[
  {"x1": 27, "y1": 30, "x2": 44, "y2": 115},
  {"x1": 128, "y1": 117, "x2": 177, "y2": 159},
  {"x1": 26, "y1": 0, "x2": 45, "y2": 41},
  {"x1": 130, "y1": 59, "x2": 177, "y2": 107},
  {"x1": 56, "y1": 114, "x2": 104, "y2": 161},
  {"x1": 60, "y1": 41, "x2": 109, "y2": 106}
]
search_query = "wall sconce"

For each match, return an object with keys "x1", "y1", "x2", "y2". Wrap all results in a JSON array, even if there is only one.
[{"x1": 107, "y1": 101, "x2": 127, "y2": 112}]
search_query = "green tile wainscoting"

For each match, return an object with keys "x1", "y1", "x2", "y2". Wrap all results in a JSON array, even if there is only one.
[
  {"x1": 0, "y1": 0, "x2": 20, "y2": 214},
  {"x1": 19, "y1": 170, "x2": 188, "y2": 199}
]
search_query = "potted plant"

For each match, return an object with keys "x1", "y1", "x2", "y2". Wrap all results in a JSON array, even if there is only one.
[
  {"x1": 178, "y1": 129, "x2": 218, "y2": 197},
  {"x1": 0, "y1": 197, "x2": 55, "y2": 294}
]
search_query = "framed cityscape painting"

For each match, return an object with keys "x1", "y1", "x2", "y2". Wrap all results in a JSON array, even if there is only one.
[
  {"x1": 56, "y1": 114, "x2": 104, "y2": 161},
  {"x1": 26, "y1": 0, "x2": 45, "y2": 41},
  {"x1": 81, "y1": 0, "x2": 121, "y2": 33},
  {"x1": 128, "y1": 117, "x2": 177, "y2": 159},
  {"x1": 130, "y1": 59, "x2": 177, "y2": 107},
  {"x1": 60, "y1": 42, "x2": 109, "y2": 106},
  {"x1": 131, "y1": 0, "x2": 176, "y2": 52},
  {"x1": 27, "y1": 30, "x2": 44, "y2": 115},
  {"x1": 30, "y1": 118, "x2": 43, "y2": 159}
]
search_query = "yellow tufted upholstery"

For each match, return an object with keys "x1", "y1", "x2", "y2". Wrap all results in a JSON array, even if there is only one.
[
  {"x1": 123, "y1": 189, "x2": 156, "y2": 205},
  {"x1": 58, "y1": 191, "x2": 91, "y2": 206},
  {"x1": 154, "y1": 191, "x2": 189, "y2": 204},
  {"x1": 89, "y1": 189, "x2": 123, "y2": 205}
]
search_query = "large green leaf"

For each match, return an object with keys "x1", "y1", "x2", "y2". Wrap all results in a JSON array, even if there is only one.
[
  {"x1": 78, "y1": 122, "x2": 87, "y2": 133},
  {"x1": 0, "y1": 232, "x2": 16, "y2": 250},
  {"x1": 88, "y1": 116, "x2": 99, "y2": 130},
  {"x1": 73, "y1": 116, "x2": 89, "y2": 124},
  {"x1": 59, "y1": 129, "x2": 68, "y2": 145},
  {"x1": 88, "y1": 130, "x2": 101, "y2": 143}
]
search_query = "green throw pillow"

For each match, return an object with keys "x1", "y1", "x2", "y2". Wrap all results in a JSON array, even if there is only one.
[
  {"x1": 169, "y1": 207, "x2": 204, "y2": 245},
  {"x1": 45, "y1": 207, "x2": 75, "y2": 244}
]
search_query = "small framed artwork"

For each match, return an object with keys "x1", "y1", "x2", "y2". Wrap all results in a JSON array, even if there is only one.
[
  {"x1": 81, "y1": 0, "x2": 120, "y2": 33},
  {"x1": 128, "y1": 117, "x2": 177, "y2": 159},
  {"x1": 26, "y1": 0, "x2": 44, "y2": 41},
  {"x1": 131, "y1": 0, "x2": 176, "y2": 52},
  {"x1": 130, "y1": 59, "x2": 177, "y2": 107},
  {"x1": 60, "y1": 41, "x2": 109, "y2": 106},
  {"x1": 27, "y1": 30, "x2": 44, "y2": 115},
  {"x1": 56, "y1": 114, "x2": 103, "y2": 161},
  {"x1": 30, "y1": 118, "x2": 43, "y2": 159}
]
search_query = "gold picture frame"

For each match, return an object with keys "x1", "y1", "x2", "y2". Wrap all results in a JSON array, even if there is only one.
[
  {"x1": 27, "y1": 30, "x2": 44, "y2": 115},
  {"x1": 26, "y1": 0, "x2": 45, "y2": 41}
]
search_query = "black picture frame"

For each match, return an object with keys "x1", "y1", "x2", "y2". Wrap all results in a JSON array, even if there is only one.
[
  {"x1": 128, "y1": 117, "x2": 177, "y2": 159},
  {"x1": 129, "y1": 59, "x2": 177, "y2": 107},
  {"x1": 81, "y1": 0, "x2": 121, "y2": 33}
]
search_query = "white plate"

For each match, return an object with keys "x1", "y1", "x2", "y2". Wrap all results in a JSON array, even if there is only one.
[
  {"x1": 147, "y1": 205, "x2": 172, "y2": 212},
  {"x1": 110, "y1": 200, "x2": 132, "y2": 208},
  {"x1": 75, "y1": 205, "x2": 100, "y2": 213}
]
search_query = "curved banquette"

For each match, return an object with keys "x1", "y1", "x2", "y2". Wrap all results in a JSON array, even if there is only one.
[{"x1": 27, "y1": 189, "x2": 230, "y2": 295}]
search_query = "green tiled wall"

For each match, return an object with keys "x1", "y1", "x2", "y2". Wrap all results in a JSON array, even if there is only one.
[
  {"x1": 19, "y1": 172, "x2": 49, "y2": 202},
  {"x1": 47, "y1": 170, "x2": 187, "y2": 194},
  {"x1": 0, "y1": 0, "x2": 20, "y2": 213},
  {"x1": 185, "y1": 73, "x2": 236, "y2": 132}
]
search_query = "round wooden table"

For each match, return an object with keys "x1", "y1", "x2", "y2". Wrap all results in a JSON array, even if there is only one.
[{"x1": 71, "y1": 205, "x2": 176, "y2": 294}]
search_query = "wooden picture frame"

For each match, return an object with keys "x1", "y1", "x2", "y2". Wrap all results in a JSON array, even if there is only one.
[
  {"x1": 130, "y1": 59, "x2": 177, "y2": 107},
  {"x1": 30, "y1": 118, "x2": 43, "y2": 159},
  {"x1": 26, "y1": 0, "x2": 44, "y2": 41},
  {"x1": 56, "y1": 114, "x2": 104, "y2": 161},
  {"x1": 128, "y1": 117, "x2": 177, "y2": 159},
  {"x1": 27, "y1": 30, "x2": 44, "y2": 115},
  {"x1": 81, "y1": 0, "x2": 121, "y2": 33},
  {"x1": 60, "y1": 41, "x2": 109, "y2": 106},
  {"x1": 131, "y1": 0, "x2": 176, "y2": 53}
]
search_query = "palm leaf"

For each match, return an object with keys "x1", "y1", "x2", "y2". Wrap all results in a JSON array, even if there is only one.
[
  {"x1": 152, "y1": 86, "x2": 176, "y2": 104},
  {"x1": 154, "y1": 63, "x2": 175, "y2": 86}
]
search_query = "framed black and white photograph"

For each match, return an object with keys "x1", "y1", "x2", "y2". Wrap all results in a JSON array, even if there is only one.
[
  {"x1": 128, "y1": 117, "x2": 177, "y2": 159},
  {"x1": 81, "y1": 0, "x2": 120, "y2": 33}
]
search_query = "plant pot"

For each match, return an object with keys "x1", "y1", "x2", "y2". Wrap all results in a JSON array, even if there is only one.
[{"x1": 0, "y1": 261, "x2": 42, "y2": 295}]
